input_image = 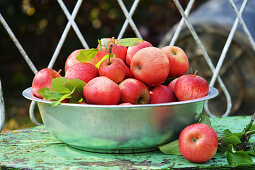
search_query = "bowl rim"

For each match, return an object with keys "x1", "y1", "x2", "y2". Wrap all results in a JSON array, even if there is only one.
[{"x1": 23, "y1": 87, "x2": 218, "y2": 108}]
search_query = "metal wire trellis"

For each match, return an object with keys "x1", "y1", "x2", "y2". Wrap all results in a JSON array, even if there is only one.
[{"x1": 1, "y1": 0, "x2": 255, "y2": 129}]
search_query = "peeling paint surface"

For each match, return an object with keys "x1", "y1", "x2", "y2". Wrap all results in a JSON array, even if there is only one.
[{"x1": 0, "y1": 116, "x2": 254, "y2": 169}]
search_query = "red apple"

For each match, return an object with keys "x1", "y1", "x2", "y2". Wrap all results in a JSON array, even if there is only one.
[
  {"x1": 161, "y1": 46, "x2": 189, "y2": 78},
  {"x1": 65, "y1": 63, "x2": 98, "y2": 83},
  {"x1": 83, "y1": 76, "x2": 120, "y2": 105},
  {"x1": 131, "y1": 47, "x2": 169, "y2": 87},
  {"x1": 126, "y1": 40, "x2": 152, "y2": 66},
  {"x1": 99, "y1": 57, "x2": 126, "y2": 83},
  {"x1": 175, "y1": 72, "x2": 209, "y2": 101},
  {"x1": 149, "y1": 85, "x2": 177, "y2": 104},
  {"x1": 32, "y1": 68, "x2": 62, "y2": 98},
  {"x1": 119, "y1": 78, "x2": 150, "y2": 104},
  {"x1": 124, "y1": 64, "x2": 133, "y2": 79},
  {"x1": 95, "y1": 38, "x2": 127, "y2": 62},
  {"x1": 65, "y1": 49, "x2": 97, "y2": 72},
  {"x1": 179, "y1": 123, "x2": 218, "y2": 163},
  {"x1": 168, "y1": 78, "x2": 178, "y2": 92}
]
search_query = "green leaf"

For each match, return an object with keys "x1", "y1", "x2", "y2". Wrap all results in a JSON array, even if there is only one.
[
  {"x1": 98, "y1": 39, "x2": 102, "y2": 50},
  {"x1": 158, "y1": 140, "x2": 182, "y2": 155},
  {"x1": 227, "y1": 144, "x2": 236, "y2": 153},
  {"x1": 225, "y1": 150, "x2": 253, "y2": 167},
  {"x1": 117, "y1": 38, "x2": 143, "y2": 47},
  {"x1": 70, "y1": 94, "x2": 84, "y2": 103},
  {"x1": 246, "y1": 150, "x2": 255, "y2": 156},
  {"x1": 51, "y1": 89, "x2": 74, "y2": 107},
  {"x1": 249, "y1": 124, "x2": 255, "y2": 131},
  {"x1": 223, "y1": 129, "x2": 232, "y2": 136},
  {"x1": 101, "y1": 38, "x2": 111, "y2": 47},
  {"x1": 38, "y1": 87, "x2": 64, "y2": 101},
  {"x1": 198, "y1": 113, "x2": 211, "y2": 127},
  {"x1": 95, "y1": 54, "x2": 115, "y2": 68},
  {"x1": 222, "y1": 135, "x2": 242, "y2": 146},
  {"x1": 76, "y1": 49, "x2": 98, "y2": 63},
  {"x1": 65, "y1": 78, "x2": 86, "y2": 93},
  {"x1": 51, "y1": 77, "x2": 70, "y2": 93}
]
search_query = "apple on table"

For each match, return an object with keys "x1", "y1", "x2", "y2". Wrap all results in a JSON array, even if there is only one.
[{"x1": 179, "y1": 123, "x2": 218, "y2": 163}]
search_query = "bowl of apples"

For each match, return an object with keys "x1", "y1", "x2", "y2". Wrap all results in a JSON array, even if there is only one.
[{"x1": 23, "y1": 38, "x2": 218, "y2": 153}]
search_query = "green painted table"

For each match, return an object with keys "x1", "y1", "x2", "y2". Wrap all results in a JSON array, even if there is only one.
[{"x1": 0, "y1": 116, "x2": 254, "y2": 169}]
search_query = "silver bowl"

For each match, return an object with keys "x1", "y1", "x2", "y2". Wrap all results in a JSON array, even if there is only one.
[{"x1": 23, "y1": 87, "x2": 218, "y2": 153}]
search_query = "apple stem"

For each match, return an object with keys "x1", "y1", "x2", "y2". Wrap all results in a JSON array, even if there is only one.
[
  {"x1": 108, "y1": 44, "x2": 113, "y2": 64},
  {"x1": 112, "y1": 37, "x2": 116, "y2": 44},
  {"x1": 194, "y1": 71, "x2": 198, "y2": 78},
  {"x1": 56, "y1": 69, "x2": 62, "y2": 77}
]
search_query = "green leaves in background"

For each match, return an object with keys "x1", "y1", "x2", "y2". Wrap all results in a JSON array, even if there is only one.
[
  {"x1": 117, "y1": 38, "x2": 143, "y2": 47},
  {"x1": 38, "y1": 77, "x2": 86, "y2": 107},
  {"x1": 76, "y1": 49, "x2": 98, "y2": 63}
]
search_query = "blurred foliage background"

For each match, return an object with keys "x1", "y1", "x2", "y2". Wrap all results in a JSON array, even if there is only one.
[{"x1": 0, "y1": 0, "x2": 207, "y2": 132}]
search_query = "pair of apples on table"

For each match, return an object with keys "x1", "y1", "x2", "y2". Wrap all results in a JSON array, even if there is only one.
[{"x1": 32, "y1": 38, "x2": 209, "y2": 106}]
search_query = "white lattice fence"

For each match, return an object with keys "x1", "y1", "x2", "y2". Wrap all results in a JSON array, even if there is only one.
[{"x1": 1, "y1": 0, "x2": 255, "y2": 129}]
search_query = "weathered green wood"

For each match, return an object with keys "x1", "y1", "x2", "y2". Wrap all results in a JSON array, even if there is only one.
[{"x1": 0, "y1": 116, "x2": 254, "y2": 169}]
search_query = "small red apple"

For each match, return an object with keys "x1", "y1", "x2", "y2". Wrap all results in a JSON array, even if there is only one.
[
  {"x1": 161, "y1": 46, "x2": 189, "y2": 78},
  {"x1": 83, "y1": 76, "x2": 120, "y2": 105},
  {"x1": 32, "y1": 68, "x2": 62, "y2": 98},
  {"x1": 65, "y1": 49, "x2": 97, "y2": 72},
  {"x1": 179, "y1": 123, "x2": 218, "y2": 163},
  {"x1": 65, "y1": 63, "x2": 98, "y2": 83},
  {"x1": 99, "y1": 57, "x2": 126, "y2": 83},
  {"x1": 168, "y1": 78, "x2": 178, "y2": 92},
  {"x1": 175, "y1": 72, "x2": 209, "y2": 101},
  {"x1": 119, "y1": 78, "x2": 150, "y2": 104},
  {"x1": 126, "y1": 40, "x2": 152, "y2": 66},
  {"x1": 149, "y1": 85, "x2": 177, "y2": 104},
  {"x1": 131, "y1": 47, "x2": 169, "y2": 87}
]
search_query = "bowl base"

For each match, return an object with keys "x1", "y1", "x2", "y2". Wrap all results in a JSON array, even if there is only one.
[{"x1": 68, "y1": 144, "x2": 158, "y2": 154}]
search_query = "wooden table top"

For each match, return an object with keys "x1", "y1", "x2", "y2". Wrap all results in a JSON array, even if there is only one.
[{"x1": 0, "y1": 116, "x2": 254, "y2": 169}]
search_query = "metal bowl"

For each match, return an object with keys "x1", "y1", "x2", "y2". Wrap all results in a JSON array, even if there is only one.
[{"x1": 23, "y1": 87, "x2": 218, "y2": 153}]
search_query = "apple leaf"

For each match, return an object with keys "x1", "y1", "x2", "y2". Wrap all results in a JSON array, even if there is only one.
[
  {"x1": 76, "y1": 49, "x2": 98, "y2": 63},
  {"x1": 38, "y1": 78, "x2": 86, "y2": 107},
  {"x1": 51, "y1": 77, "x2": 71, "y2": 93},
  {"x1": 158, "y1": 140, "x2": 182, "y2": 155},
  {"x1": 98, "y1": 39, "x2": 102, "y2": 50},
  {"x1": 249, "y1": 124, "x2": 255, "y2": 131},
  {"x1": 38, "y1": 87, "x2": 65, "y2": 101},
  {"x1": 223, "y1": 129, "x2": 232, "y2": 136},
  {"x1": 198, "y1": 113, "x2": 211, "y2": 127},
  {"x1": 95, "y1": 54, "x2": 115, "y2": 68},
  {"x1": 64, "y1": 78, "x2": 85, "y2": 94},
  {"x1": 225, "y1": 145, "x2": 253, "y2": 167},
  {"x1": 51, "y1": 88, "x2": 74, "y2": 107},
  {"x1": 117, "y1": 38, "x2": 143, "y2": 47},
  {"x1": 100, "y1": 38, "x2": 111, "y2": 47},
  {"x1": 222, "y1": 135, "x2": 242, "y2": 146}
]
